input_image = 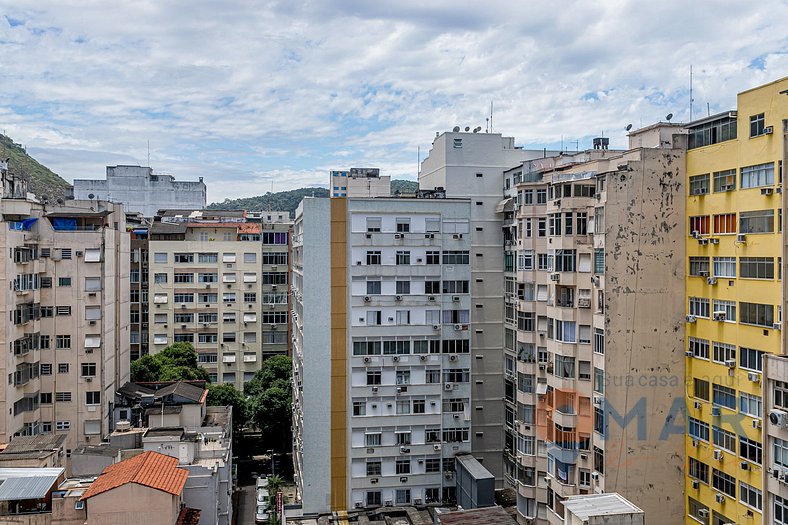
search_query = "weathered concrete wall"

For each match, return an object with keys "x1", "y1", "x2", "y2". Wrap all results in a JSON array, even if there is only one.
[{"x1": 603, "y1": 144, "x2": 686, "y2": 522}]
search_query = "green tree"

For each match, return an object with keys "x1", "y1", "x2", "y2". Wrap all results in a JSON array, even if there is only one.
[
  {"x1": 245, "y1": 356, "x2": 293, "y2": 452},
  {"x1": 130, "y1": 343, "x2": 208, "y2": 382},
  {"x1": 245, "y1": 355, "x2": 292, "y2": 397},
  {"x1": 206, "y1": 383, "x2": 247, "y2": 432}
]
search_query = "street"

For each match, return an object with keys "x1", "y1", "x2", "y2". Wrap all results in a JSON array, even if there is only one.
[{"x1": 236, "y1": 481, "x2": 258, "y2": 525}]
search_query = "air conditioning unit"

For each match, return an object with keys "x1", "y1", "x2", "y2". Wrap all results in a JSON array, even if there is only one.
[
  {"x1": 707, "y1": 277, "x2": 718, "y2": 285},
  {"x1": 691, "y1": 480, "x2": 700, "y2": 489},
  {"x1": 367, "y1": 447, "x2": 375, "y2": 453},
  {"x1": 371, "y1": 386, "x2": 379, "y2": 394},
  {"x1": 85, "y1": 377, "x2": 93, "y2": 382},
  {"x1": 89, "y1": 320, "x2": 96, "y2": 326},
  {"x1": 395, "y1": 295, "x2": 402, "y2": 301},
  {"x1": 698, "y1": 238, "x2": 709, "y2": 245},
  {"x1": 752, "y1": 419, "x2": 761, "y2": 429},
  {"x1": 777, "y1": 187, "x2": 783, "y2": 194},
  {"x1": 694, "y1": 401, "x2": 702, "y2": 409},
  {"x1": 449, "y1": 355, "x2": 457, "y2": 361},
  {"x1": 444, "y1": 383, "x2": 454, "y2": 391},
  {"x1": 432, "y1": 325, "x2": 439, "y2": 330},
  {"x1": 453, "y1": 324, "x2": 461, "y2": 330},
  {"x1": 452, "y1": 234, "x2": 462, "y2": 239},
  {"x1": 685, "y1": 351, "x2": 694, "y2": 357},
  {"x1": 453, "y1": 414, "x2": 460, "y2": 419},
  {"x1": 593, "y1": 396, "x2": 602, "y2": 406},
  {"x1": 428, "y1": 296, "x2": 436, "y2": 301},
  {"x1": 452, "y1": 296, "x2": 460, "y2": 302},
  {"x1": 550, "y1": 273, "x2": 560, "y2": 282},
  {"x1": 748, "y1": 372, "x2": 761, "y2": 383},
  {"x1": 691, "y1": 188, "x2": 707, "y2": 196},
  {"x1": 713, "y1": 449, "x2": 723, "y2": 461},
  {"x1": 366, "y1": 233, "x2": 372, "y2": 239},
  {"x1": 698, "y1": 509, "x2": 709, "y2": 519},
  {"x1": 691, "y1": 230, "x2": 700, "y2": 239},
  {"x1": 715, "y1": 493, "x2": 725, "y2": 504},
  {"x1": 394, "y1": 234, "x2": 403, "y2": 239},
  {"x1": 399, "y1": 446, "x2": 410, "y2": 454},
  {"x1": 384, "y1": 500, "x2": 392, "y2": 506},
  {"x1": 363, "y1": 296, "x2": 371, "y2": 302},
  {"x1": 761, "y1": 187, "x2": 774, "y2": 196},
  {"x1": 539, "y1": 363, "x2": 546, "y2": 370},
  {"x1": 737, "y1": 234, "x2": 746, "y2": 243},
  {"x1": 590, "y1": 472, "x2": 599, "y2": 480},
  {"x1": 399, "y1": 476, "x2": 408, "y2": 482},
  {"x1": 741, "y1": 461, "x2": 750, "y2": 470},
  {"x1": 578, "y1": 453, "x2": 588, "y2": 460},
  {"x1": 712, "y1": 311, "x2": 726, "y2": 321},
  {"x1": 425, "y1": 234, "x2": 434, "y2": 239},
  {"x1": 393, "y1": 356, "x2": 400, "y2": 362},
  {"x1": 76, "y1": 251, "x2": 84, "y2": 257},
  {"x1": 774, "y1": 322, "x2": 782, "y2": 330},
  {"x1": 692, "y1": 439, "x2": 699, "y2": 447},
  {"x1": 712, "y1": 407, "x2": 722, "y2": 417},
  {"x1": 420, "y1": 355, "x2": 427, "y2": 361},
  {"x1": 724, "y1": 359, "x2": 736, "y2": 368},
  {"x1": 370, "y1": 478, "x2": 378, "y2": 484},
  {"x1": 356, "y1": 261, "x2": 362, "y2": 265},
  {"x1": 769, "y1": 409, "x2": 788, "y2": 428},
  {"x1": 433, "y1": 444, "x2": 442, "y2": 451},
  {"x1": 414, "y1": 498, "x2": 423, "y2": 505},
  {"x1": 364, "y1": 357, "x2": 371, "y2": 363},
  {"x1": 686, "y1": 315, "x2": 696, "y2": 323},
  {"x1": 763, "y1": 125, "x2": 774, "y2": 134},
  {"x1": 709, "y1": 238, "x2": 719, "y2": 245},
  {"x1": 355, "y1": 502, "x2": 364, "y2": 509}
]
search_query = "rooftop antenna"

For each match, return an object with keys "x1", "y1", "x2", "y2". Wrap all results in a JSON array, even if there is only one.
[
  {"x1": 485, "y1": 118, "x2": 489, "y2": 133},
  {"x1": 417, "y1": 146, "x2": 420, "y2": 176},
  {"x1": 147, "y1": 139, "x2": 150, "y2": 167},
  {"x1": 689, "y1": 65, "x2": 694, "y2": 122},
  {"x1": 625, "y1": 124, "x2": 633, "y2": 132},
  {"x1": 666, "y1": 113, "x2": 674, "y2": 122},
  {"x1": 707, "y1": 102, "x2": 710, "y2": 117},
  {"x1": 489, "y1": 101, "x2": 494, "y2": 133}
]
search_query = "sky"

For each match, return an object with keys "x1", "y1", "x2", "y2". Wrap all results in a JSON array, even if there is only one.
[{"x1": 1, "y1": 1, "x2": 787, "y2": 204}]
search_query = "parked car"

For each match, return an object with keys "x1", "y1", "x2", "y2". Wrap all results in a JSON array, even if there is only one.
[
  {"x1": 256, "y1": 475, "x2": 269, "y2": 490},
  {"x1": 255, "y1": 504, "x2": 269, "y2": 524},
  {"x1": 256, "y1": 488, "x2": 270, "y2": 506}
]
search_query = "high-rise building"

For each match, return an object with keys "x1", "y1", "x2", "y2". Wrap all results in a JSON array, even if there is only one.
[
  {"x1": 330, "y1": 168, "x2": 391, "y2": 198},
  {"x1": 291, "y1": 194, "x2": 473, "y2": 513},
  {"x1": 764, "y1": 354, "x2": 788, "y2": 524},
  {"x1": 73, "y1": 165, "x2": 207, "y2": 218},
  {"x1": 502, "y1": 126, "x2": 688, "y2": 523},
  {"x1": 147, "y1": 210, "x2": 273, "y2": 389},
  {"x1": 684, "y1": 76, "x2": 787, "y2": 524},
  {"x1": 0, "y1": 161, "x2": 130, "y2": 447},
  {"x1": 128, "y1": 215, "x2": 151, "y2": 361},
  {"x1": 419, "y1": 132, "x2": 561, "y2": 485}
]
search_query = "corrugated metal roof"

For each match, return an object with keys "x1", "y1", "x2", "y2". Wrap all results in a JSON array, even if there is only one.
[
  {"x1": 0, "y1": 467, "x2": 63, "y2": 501},
  {"x1": 563, "y1": 493, "x2": 643, "y2": 520}
]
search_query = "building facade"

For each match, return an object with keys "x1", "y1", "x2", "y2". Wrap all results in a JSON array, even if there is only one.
[
  {"x1": 330, "y1": 168, "x2": 391, "y2": 198},
  {"x1": 502, "y1": 127, "x2": 688, "y2": 524},
  {"x1": 292, "y1": 195, "x2": 474, "y2": 513},
  {"x1": 0, "y1": 162, "x2": 130, "y2": 448},
  {"x1": 684, "y1": 76, "x2": 787, "y2": 525},
  {"x1": 147, "y1": 210, "x2": 266, "y2": 389},
  {"x1": 73, "y1": 165, "x2": 207, "y2": 218},
  {"x1": 419, "y1": 132, "x2": 561, "y2": 486}
]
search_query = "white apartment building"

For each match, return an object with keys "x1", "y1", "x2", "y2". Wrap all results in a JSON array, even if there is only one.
[
  {"x1": 0, "y1": 161, "x2": 130, "y2": 448},
  {"x1": 764, "y1": 354, "x2": 788, "y2": 524},
  {"x1": 147, "y1": 210, "x2": 271, "y2": 388},
  {"x1": 73, "y1": 165, "x2": 207, "y2": 218},
  {"x1": 292, "y1": 195, "x2": 473, "y2": 513},
  {"x1": 331, "y1": 168, "x2": 391, "y2": 198},
  {"x1": 503, "y1": 126, "x2": 687, "y2": 524},
  {"x1": 419, "y1": 131, "x2": 561, "y2": 485}
]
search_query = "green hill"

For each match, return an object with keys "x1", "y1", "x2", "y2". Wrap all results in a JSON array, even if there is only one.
[
  {"x1": 208, "y1": 179, "x2": 419, "y2": 216},
  {"x1": 0, "y1": 134, "x2": 71, "y2": 200}
]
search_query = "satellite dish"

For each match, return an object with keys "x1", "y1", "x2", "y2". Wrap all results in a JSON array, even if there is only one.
[
  {"x1": 88, "y1": 193, "x2": 95, "y2": 199},
  {"x1": 464, "y1": 126, "x2": 470, "y2": 132},
  {"x1": 41, "y1": 194, "x2": 49, "y2": 202},
  {"x1": 56, "y1": 198, "x2": 65, "y2": 205},
  {"x1": 452, "y1": 126, "x2": 460, "y2": 132},
  {"x1": 665, "y1": 113, "x2": 673, "y2": 122},
  {"x1": 625, "y1": 124, "x2": 633, "y2": 131},
  {"x1": 473, "y1": 127, "x2": 481, "y2": 133}
]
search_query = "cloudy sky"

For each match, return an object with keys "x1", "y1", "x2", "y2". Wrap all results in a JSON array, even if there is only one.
[{"x1": 1, "y1": 1, "x2": 787, "y2": 203}]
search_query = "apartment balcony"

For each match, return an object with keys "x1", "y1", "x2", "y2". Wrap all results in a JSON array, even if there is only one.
[
  {"x1": 552, "y1": 408, "x2": 577, "y2": 429},
  {"x1": 546, "y1": 374, "x2": 578, "y2": 392},
  {"x1": 350, "y1": 264, "x2": 445, "y2": 279},
  {"x1": 354, "y1": 442, "x2": 443, "y2": 458},
  {"x1": 351, "y1": 232, "x2": 446, "y2": 247},
  {"x1": 349, "y1": 472, "x2": 444, "y2": 490}
]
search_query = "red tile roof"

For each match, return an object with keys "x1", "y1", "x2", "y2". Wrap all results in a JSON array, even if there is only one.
[{"x1": 81, "y1": 451, "x2": 188, "y2": 500}]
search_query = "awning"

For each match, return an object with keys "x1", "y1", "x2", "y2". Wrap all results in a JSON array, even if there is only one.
[{"x1": 495, "y1": 197, "x2": 515, "y2": 213}]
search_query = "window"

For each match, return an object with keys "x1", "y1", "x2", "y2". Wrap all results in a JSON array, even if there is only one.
[
  {"x1": 366, "y1": 370, "x2": 381, "y2": 385},
  {"x1": 712, "y1": 257, "x2": 736, "y2": 278},
  {"x1": 689, "y1": 215, "x2": 710, "y2": 235},
  {"x1": 688, "y1": 297, "x2": 709, "y2": 318},
  {"x1": 712, "y1": 468, "x2": 736, "y2": 498},
  {"x1": 58, "y1": 363, "x2": 69, "y2": 374},
  {"x1": 396, "y1": 281, "x2": 410, "y2": 294},
  {"x1": 174, "y1": 253, "x2": 194, "y2": 263},
  {"x1": 154, "y1": 252, "x2": 168, "y2": 263},
  {"x1": 593, "y1": 446, "x2": 604, "y2": 474},
  {"x1": 518, "y1": 251, "x2": 534, "y2": 270},
  {"x1": 58, "y1": 277, "x2": 72, "y2": 287},
  {"x1": 426, "y1": 370, "x2": 441, "y2": 384},
  {"x1": 689, "y1": 173, "x2": 709, "y2": 195},
  {"x1": 85, "y1": 391, "x2": 101, "y2": 405},
  {"x1": 775, "y1": 438, "x2": 788, "y2": 468},
  {"x1": 244, "y1": 292, "x2": 257, "y2": 303},
  {"x1": 713, "y1": 425, "x2": 736, "y2": 452},
  {"x1": 395, "y1": 489, "x2": 410, "y2": 505},
  {"x1": 395, "y1": 310, "x2": 410, "y2": 325},
  {"x1": 712, "y1": 383, "x2": 736, "y2": 409},
  {"x1": 366, "y1": 461, "x2": 381, "y2": 476},
  {"x1": 740, "y1": 257, "x2": 774, "y2": 279},
  {"x1": 750, "y1": 113, "x2": 765, "y2": 137},
  {"x1": 244, "y1": 252, "x2": 257, "y2": 263},
  {"x1": 739, "y1": 392, "x2": 762, "y2": 418},
  {"x1": 365, "y1": 433, "x2": 381, "y2": 447},
  {"x1": 593, "y1": 329, "x2": 604, "y2": 355},
  {"x1": 537, "y1": 189, "x2": 547, "y2": 204},
  {"x1": 689, "y1": 457, "x2": 709, "y2": 483},
  {"x1": 713, "y1": 169, "x2": 736, "y2": 192},
  {"x1": 693, "y1": 378, "x2": 709, "y2": 401},
  {"x1": 426, "y1": 251, "x2": 440, "y2": 265},
  {"x1": 56, "y1": 306, "x2": 71, "y2": 316},
  {"x1": 712, "y1": 300, "x2": 736, "y2": 322},
  {"x1": 740, "y1": 481, "x2": 762, "y2": 511},
  {"x1": 593, "y1": 249, "x2": 604, "y2": 274},
  {"x1": 689, "y1": 257, "x2": 710, "y2": 277},
  {"x1": 688, "y1": 498, "x2": 709, "y2": 524},
  {"x1": 739, "y1": 435, "x2": 762, "y2": 464},
  {"x1": 442, "y1": 251, "x2": 469, "y2": 264},
  {"x1": 555, "y1": 250, "x2": 576, "y2": 272},
  {"x1": 396, "y1": 218, "x2": 410, "y2": 233},
  {"x1": 352, "y1": 401, "x2": 366, "y2": 416},
  {"x1": 739, "y1": 301, "x2": 774, "y2": 327},
  {"x1": 688, "y1": 417, "x2": 709, "y2": 441},
  {"x1": 396, "y1": 400, "x2": 411, "y2": 414},
  {"x1": 56, "y1": 421, "x2": 71, "y2": 431},
  {"x1": 711, "y1": 215, "x2": 737, "y2": 238},
  {"x1": 554, "y1": 355, "x2": 575, "y2": 379},
  {"x1": 41, "y1": 364, "x2": 52, "y2": 375},
  {"x1": 55, "y1": 392, "x2": 72, "y2": 402},
  {"x1": 739, "y1": 209, "x2": 774, "y2": 234},
  {"x1": 56, "y1": 335, "x2": 71, "y2": 349},
  {"x1": 740, "y1": 347, "x2": 764, "y2": 371}
]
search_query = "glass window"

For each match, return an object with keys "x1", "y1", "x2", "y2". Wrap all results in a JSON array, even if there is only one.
[{"x1": 741, "y1": 162, "x2": 774, "y2": 188}]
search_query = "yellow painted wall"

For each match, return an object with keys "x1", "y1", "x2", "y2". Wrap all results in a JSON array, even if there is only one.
[
  {"x1": 684, "y1": 76, "x2": 788, "y2": 524},
  {"x1": 330, "y1": 198, "x2": 348, "y2": 510}
]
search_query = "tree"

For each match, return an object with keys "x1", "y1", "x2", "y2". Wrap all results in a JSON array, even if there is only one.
[
  {"x1": 130, "y1": 343, "x2": 209, "y2": 382},
  {"x1": 245, "y1": 356, "x2": 293, "y2": 453},
  {"x1": 206, "y1": 383, "x2": 247, "y2": 432}
]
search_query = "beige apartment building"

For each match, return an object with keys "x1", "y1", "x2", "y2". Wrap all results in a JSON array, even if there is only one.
[
  {"x1": 0, "y1": 160, "x2": 130, "y2": 448},
  {"x1": 502, "y1": 126, "x2": 688, "y2": 524},
  {"x1": 147, "y1": 210, "x2": 288, "y2": 388}
]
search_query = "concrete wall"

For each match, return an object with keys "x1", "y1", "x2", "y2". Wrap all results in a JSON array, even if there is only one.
[
  {"x1": 602, "y1": 144, "x2": 686, "y2": 520},
  {"x1": 73, "y1": 166, "x2": 206, "y2": 218},
  {"x1": 85, "y1": 482, "x2": 180, "y2": 525},
  {"x1": 292, "y1": 198, "x2": 333, "y2": 513},
  {"x1": 70, "y1": 453, "x2": 115, "y2": 477}
]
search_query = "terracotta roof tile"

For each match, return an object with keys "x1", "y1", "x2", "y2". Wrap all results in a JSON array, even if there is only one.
[
  {"x1": 176, "y1": 507, "x2": 201, "y2": 525},
  {"x1": 81, "y1": 451, "x2": 188, "y2": 500}
]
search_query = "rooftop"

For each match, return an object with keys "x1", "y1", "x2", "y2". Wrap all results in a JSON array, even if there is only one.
[
  {"x1": 0, "y1": 467, "x2": 64, "y2": 502},
  {"x1": 3, "y1": 434, "x2": 66, "y2": 454},
  {"x1": 81, "y1": 451, "x2": 188, "y2": 501},
  {"x1": 72, "y1": 444, "x2": 122, "y2": 458},
  {"x1": 455, "y1": 454, "x2": 494, "y2": 481},
  {"x1": 562, "y1": 493, "x2": 644, "y2": 520},
  {"x1": 439, "y1": 506, "x2": 517, "y2": 525}
]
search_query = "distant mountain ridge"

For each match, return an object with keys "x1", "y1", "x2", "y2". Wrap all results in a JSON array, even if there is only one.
[
  {"x1": 0, "y1": 134, "x2": 72, "y2": 200},
  {"x1": 208, "y1": 179, "x2": 419, "y2": 216}
]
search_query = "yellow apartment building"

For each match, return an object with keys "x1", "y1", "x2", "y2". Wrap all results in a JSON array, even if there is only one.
[{"x1": 684, "y1": 76, "x2": 787, "y2": 524}]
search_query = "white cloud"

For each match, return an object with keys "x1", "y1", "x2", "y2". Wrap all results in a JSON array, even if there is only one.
[{"x1": 1, "y1": 0, "x2": 787, "y2": 202}]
